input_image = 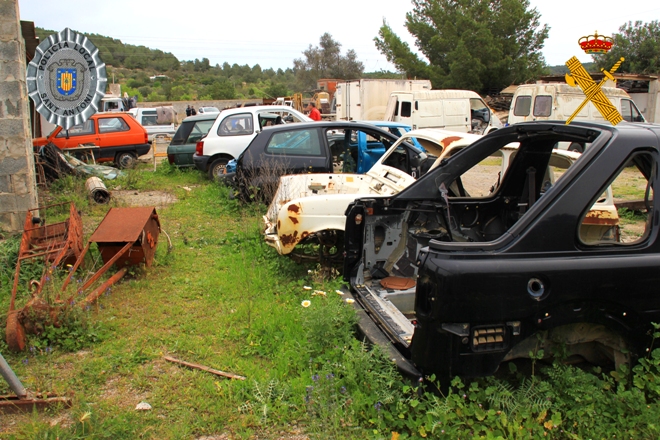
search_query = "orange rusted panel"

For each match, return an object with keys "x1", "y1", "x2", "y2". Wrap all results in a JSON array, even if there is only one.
[
  {"x1": 582, "y1": 209, "x2": 619, "y2": 226},
  {"x1": 439, "y1": 136, "x2": 464, "y2": 148},
  {"x1": 287, "y1": 203, "x2": 301, "y2": 214}
]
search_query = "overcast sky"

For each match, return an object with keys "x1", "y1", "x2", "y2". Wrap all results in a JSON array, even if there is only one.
[{"x1": 18, "y1": 0, "x2": 659, "y2": 72}]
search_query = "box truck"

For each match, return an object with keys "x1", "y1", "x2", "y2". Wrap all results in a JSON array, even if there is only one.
[{"x1": 334, "y1": 79, "x2": 432, "y2": 121}]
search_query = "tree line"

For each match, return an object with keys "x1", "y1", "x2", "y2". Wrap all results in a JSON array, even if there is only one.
[{"x1": 35, "y1": 3, "x2": 659, "y2": 103}]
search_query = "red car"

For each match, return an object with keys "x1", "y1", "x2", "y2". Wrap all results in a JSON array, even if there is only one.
[{"x1": 33, "y1": 112, "x2": 151, "y2": 168}]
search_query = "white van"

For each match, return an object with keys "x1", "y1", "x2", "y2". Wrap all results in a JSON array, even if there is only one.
[
  {"x1": 508, "y1": 83, "x2": 646, "y2": 152},
  {"x1": 509, "y1": 83, "x2": 646, "y2": 125},
  {"x1": 385, "y1": 90, "x2": 502, "y2": 135}
]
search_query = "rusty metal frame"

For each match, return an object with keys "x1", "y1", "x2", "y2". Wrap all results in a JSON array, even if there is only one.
[
  {"x1": 6, "y1": 203, "x2": 83, "y2": 351},
  {"x1": 6, "y1": 206, "x2": 160, "y2": 352}
]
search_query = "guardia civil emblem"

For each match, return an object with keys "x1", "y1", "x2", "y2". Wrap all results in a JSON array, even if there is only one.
[
  {"x1": 26, "y1": 28, "x2": 107, "y2": 129},
  {"x1": 564, "y1": 31, "x2": 624, "y2": 125}
]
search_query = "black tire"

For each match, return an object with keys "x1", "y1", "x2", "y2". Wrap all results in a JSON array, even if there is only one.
[
  {"x1": 569, "y1": 142, "x2": 584, "y2": 153},
  {"x1": 115, "y1": 152, "x2": 137, "y2": 169},
  {"x1": 208, "y1": 158, "x2": 229, "y2": 180}
]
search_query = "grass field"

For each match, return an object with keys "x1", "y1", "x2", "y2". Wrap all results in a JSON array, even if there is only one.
[{"x1": 1, "y1": 163, "x2": 659, "y2": 439}]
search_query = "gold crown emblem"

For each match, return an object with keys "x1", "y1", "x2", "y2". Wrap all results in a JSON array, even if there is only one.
[{"x1": 578, "y1": 31, "x2": 614, "y2": 54}]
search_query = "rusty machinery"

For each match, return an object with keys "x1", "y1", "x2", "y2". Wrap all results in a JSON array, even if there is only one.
[
  {"x1": 6, "y1": 206, "x2": 161, "y2": 352},
  {"x1": 6, "y1": 203, "x2": 84, "y2": 352}
]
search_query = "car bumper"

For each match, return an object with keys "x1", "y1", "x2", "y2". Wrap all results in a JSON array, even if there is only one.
[
  {"x1": 167, "y1": 145, "x2": 196, "y2": 167},
  {"x1": 193, "y1": 153, "x2": 210, "y2": 172},
  {"x1": 136, "y1": 144, "x2": 151, "y2": 156}
]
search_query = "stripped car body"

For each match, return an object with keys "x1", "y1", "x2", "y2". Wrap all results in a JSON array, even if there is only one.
[
  {"x1": 342, "y1": 121, "x2": 652, "y2": 381},
  {"x1": 221, "y1": 121, "x2": 434, "y2": 204},
  {"x1": 263, "y1": 130, "x2": 481, "y2": 262}
]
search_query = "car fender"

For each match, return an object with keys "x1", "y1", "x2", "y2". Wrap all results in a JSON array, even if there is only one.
[{"x1": 269, "y1": 193, "x2": 366, "y2": 255}]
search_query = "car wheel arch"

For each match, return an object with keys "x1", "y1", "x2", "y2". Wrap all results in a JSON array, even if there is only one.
[
  {"x1": 207, "y1": 153, "x2": 234, "y2": 169},
  {"x1": 501, "y1": 320, "x2": 634, "y2": 371},
  {"x1": 207, "y1": 154, "x2": 234, "y2": 180}
]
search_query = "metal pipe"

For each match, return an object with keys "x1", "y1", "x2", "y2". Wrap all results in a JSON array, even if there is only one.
[
  {"x1": 0, "y1": 353, "x2": 27, "y2": 398},
  {"x1": 85, "y1": 176, "x2": 110, "y2": 204}
]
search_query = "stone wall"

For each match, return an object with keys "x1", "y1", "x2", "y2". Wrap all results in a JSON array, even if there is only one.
[{"x1": 0, "y1": 0, "x2": 38, "y2": 232}]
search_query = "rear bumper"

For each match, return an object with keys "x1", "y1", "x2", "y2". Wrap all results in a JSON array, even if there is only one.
[
  {"x1": 193, "y1": 153, "x2": 209, "y2": 172},
  {"x1": 135, "y1": 144, "x2": 151, "y2": 156}
]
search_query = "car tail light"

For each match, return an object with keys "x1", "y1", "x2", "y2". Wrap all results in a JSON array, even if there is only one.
[
  {"x1": 144, "y1": 132, "x2": 148, "y2": 143},
  {"x1": 196, "y1": 141, "x2": 204, "y2": 155},
  {"x1": 354, "y1": 214, "x2": 363, "y2": 225},
  {"x1": 167, "y1": 154, "x2": 175, "y2": 165}
]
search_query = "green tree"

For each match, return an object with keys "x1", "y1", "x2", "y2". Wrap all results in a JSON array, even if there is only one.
[
  {"x1": 293, "y1": 33, "x2": 364, "y2": 89},
  {"x1": 265, "y1": 83, "x2": 289, "y2": 99},
  {"x1": 170, "y1": 84, "x2": 191, "y2": 101},
  {"x1": 374, "y1": 0, "x2": 550, "y2": 93},
  {"x1": 194, "y1": 58, "x2": 211, "y2": 71},
  {"x1": 138, "y1": 86, "x2": 152, "y2": 99},
  {"x1": 208, "y1": 79, "x2": 236, "y2": 100},
  {"x1": 593, "y1": 21, "x2": 660, "y2": 74}
]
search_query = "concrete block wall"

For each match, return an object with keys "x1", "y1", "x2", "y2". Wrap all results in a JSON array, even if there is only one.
[{"x1": 0, "y1": 0, "x2": 38, "y2": 232}]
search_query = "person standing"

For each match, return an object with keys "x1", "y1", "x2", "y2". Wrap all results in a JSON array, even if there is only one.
[
  {"x1": 185, "y1": 105, "x2": 192, "y2": 117},
  {"x1": 191, "y1": 107, "x2": 197, "y2": 116},
  {"x1": 307, "y1": 102, "x2": 321, "y2": 121}
]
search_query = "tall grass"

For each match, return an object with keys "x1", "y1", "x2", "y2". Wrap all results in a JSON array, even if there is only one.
[{"x1": 1, "y1": 165, "x2": 660, "y2": 439}]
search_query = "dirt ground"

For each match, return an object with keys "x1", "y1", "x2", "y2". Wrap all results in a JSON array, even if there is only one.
[{"x1": 111, "y1": 190, "x2": 178, "y2": 207}]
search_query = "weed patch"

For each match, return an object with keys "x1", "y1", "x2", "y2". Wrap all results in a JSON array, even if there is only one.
[{"x1": 3, "y1": 163, "x2": 660, "y2": 439}]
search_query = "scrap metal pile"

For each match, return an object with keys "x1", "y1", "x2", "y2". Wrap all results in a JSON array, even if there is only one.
[{"x1": 5, "y1": 203, "x2": 160, "y2": 352}]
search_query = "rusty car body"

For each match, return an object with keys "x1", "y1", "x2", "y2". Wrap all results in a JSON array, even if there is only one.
[
  {"x1": 264, "y1": 128, "x2": 619, "y2": 265},
  {"x1": 263, "y1": 129, "x2": 481, "y2": 263}
]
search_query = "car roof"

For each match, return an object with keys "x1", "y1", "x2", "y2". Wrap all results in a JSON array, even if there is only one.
[
  {"x1": 182, "y1": 113, "x2": 219, "y2": 122},
  {"x1": 358, "y1": 120, "x2": 413, "y2": 130},
  {"x1": 220, "y1": 105, "x2": 305, "y2": 115},
  {"x1": 400, "y1": 128, "x2": 483, "y2": 143},
  {"x1": 92, "y1": 112, "x2": 133, "y2": 118},
  {"x1": 260, "y1": 120, "x2": 401, "y2": 132}
]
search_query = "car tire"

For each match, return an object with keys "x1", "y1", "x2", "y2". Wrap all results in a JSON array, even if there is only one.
[
  {"x1": 115, "y1": 152, "x2": 137, "y2": 169},
  {"x1": 569, "y1": 142, "x2": 584, "y2": 153},
  {"x1": 208, "y1": 158, "x2": 229, "y2": 180}
]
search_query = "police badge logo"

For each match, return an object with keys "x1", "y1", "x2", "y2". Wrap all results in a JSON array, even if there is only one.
[
  {"x1": 55, "y1": 63, "x2": 80, "y2": 97},
  {"x1": 26, "y1": 28, "x2": 107, "y2": 130}
]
